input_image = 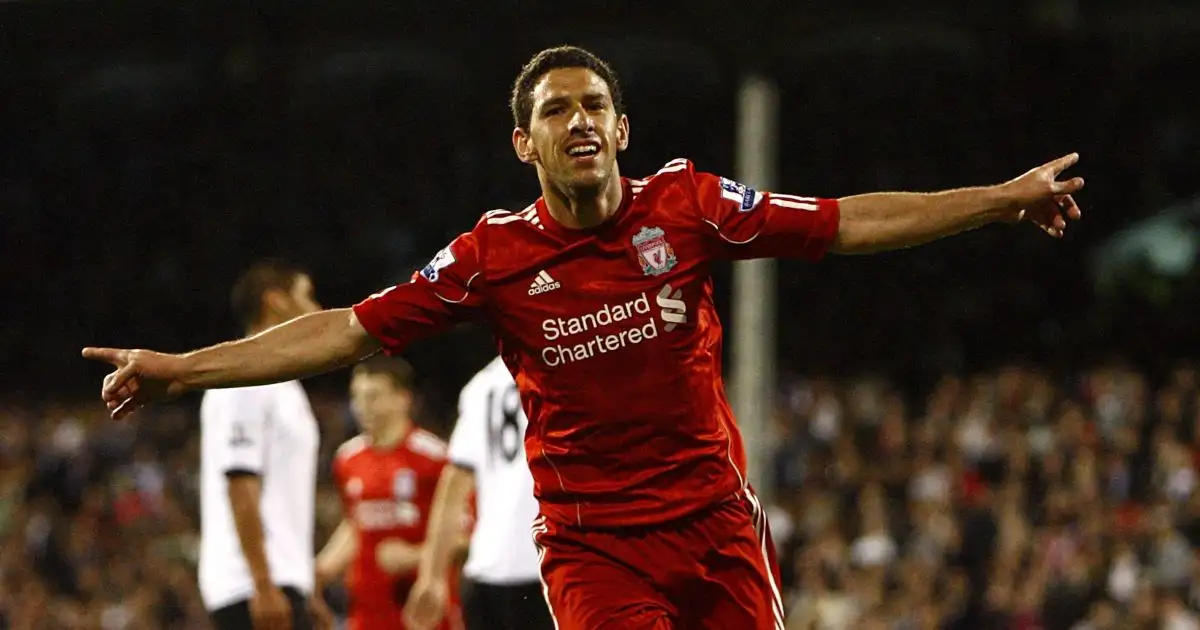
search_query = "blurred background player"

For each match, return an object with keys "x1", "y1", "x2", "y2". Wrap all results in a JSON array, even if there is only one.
[
  {"x1": 406, "y1": 356, "x2": 554, "y2": 630},
  {"x1": 199, "y1": 260, "x2": 323, "y2": 630},
  {"x1": 313, "y1": 356, "x2": 469, "y2": 630}
]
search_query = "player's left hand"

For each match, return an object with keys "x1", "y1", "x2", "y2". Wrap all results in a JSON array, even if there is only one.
[
  {"x1": 404, "y1": 576, "x2": 450, "y2": 630},
  {"x1": 309, "y1": 594, "x2": 335, "y2": 630},
  {"x1": 998, "y1": 152, "x2": 1084, "y2": 238},
  {"x1": 375, "y1": 539, "x2": 421, "y2": 574}
]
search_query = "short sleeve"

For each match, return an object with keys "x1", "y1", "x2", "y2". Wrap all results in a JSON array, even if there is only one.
[
  {"x1": 689, "y1": 168, "x2": 840, "y2": 261},
  {"x1": 353, "y1": 230, "x2": 487, "y2": 356},
  {"x1": 447, "y1": 380, "x2": 488, "y2": 472},
  {"x1": 202, "y1": 388, "x2": 270, "y2": 476},
  {"x1": 331, "y1": 444, "x2": 356, "y2": 510}
]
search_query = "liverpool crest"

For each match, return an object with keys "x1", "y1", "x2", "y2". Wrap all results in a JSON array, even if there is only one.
[{"x1": 632, "y1": 226, "x2": 677, "y2": 276}]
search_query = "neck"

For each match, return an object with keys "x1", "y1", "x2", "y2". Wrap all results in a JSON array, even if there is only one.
[
  {"x1": 369, "y1": 417, "x2": 411, "y2": 449},
  {"x1": 541, "y1": 169, "x2": 624, "y2": 229}
]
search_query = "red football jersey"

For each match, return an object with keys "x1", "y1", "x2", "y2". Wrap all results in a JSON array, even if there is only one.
[
  {"x1": 354, "y1": 158, "x2": 840, "y2": 527},
  {"x1": 332, "y1": 428, "x2": 463, "y2": 622}
]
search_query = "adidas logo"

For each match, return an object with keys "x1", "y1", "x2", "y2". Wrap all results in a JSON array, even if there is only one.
[{"x1": 528, "y1": 270, "x2": 561, "y2": 295}]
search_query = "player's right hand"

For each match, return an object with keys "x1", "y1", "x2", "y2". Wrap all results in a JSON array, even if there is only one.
[
  {"x1": 81, "y1": 347, "x2": 189, "y2": 420},
  {"x1": 309, "y1": 594, "x2": 335, "y2": 630},
  {"x1": 249, "y1": 586, "x2": 292, "y2": 630},
  {"x1": 403, "y1": 577, "x2": 450, "y2": 630}
]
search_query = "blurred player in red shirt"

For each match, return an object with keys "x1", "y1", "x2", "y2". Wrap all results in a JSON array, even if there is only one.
[
  {"x1": 87, "y1": 46, "x2": 1083, "y2": 630},
  {"x1": 312, "y1": 356, "x2": 468, "y2": 630}
]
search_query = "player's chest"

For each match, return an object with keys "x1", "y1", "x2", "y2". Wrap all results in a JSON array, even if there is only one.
[
  {"x1": 342, "y1": 456, "x2": 428, "y2": 530},
  {"x1": 488, "y1": 218, "x2": 707, "y2": 321},
  {"x1": 486, "y1": 219, "x2": 712, "y2": 369}
]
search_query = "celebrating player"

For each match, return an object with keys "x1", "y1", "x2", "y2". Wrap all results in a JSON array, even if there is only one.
[
  {"x1": 85, "y1": 45, "x2": 1082, "y2": 629},
  {"x1": 312, "y1": 356, "x2": 468, "y2": 630},
  {"x1": 404, "y1": 356, "x2": 553, "y2": 630}
]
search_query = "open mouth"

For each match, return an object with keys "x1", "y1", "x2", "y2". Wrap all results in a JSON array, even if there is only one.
[{"x1": 566, "y1": 142, "x2": 600, "y2": 159}]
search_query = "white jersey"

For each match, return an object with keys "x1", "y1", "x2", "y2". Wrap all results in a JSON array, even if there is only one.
[
  {"x1": 197, "y1": 381, "x2": 319, "y2": 610},
  {"x1": 448, "y1": 356, "x2": 541, "y2": 584}
]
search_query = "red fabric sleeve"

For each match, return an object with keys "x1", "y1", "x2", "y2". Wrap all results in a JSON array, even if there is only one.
[
  {"x1": 353, "y1": 230, "x2": 487, "y2": 356},
  {"x1": 331, "y1": 454, "x2": 350, "y2": 511},
  {"x1": 689, "y1": 169, "x2": 840, "y2": 261}
]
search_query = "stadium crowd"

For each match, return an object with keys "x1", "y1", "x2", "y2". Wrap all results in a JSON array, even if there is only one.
[{"x1": 2, "y1": 360, "x2": 1197, "y2": 630}]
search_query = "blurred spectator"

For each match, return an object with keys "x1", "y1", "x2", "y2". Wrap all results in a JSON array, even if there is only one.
[
  {"x1": 6, "y1": 361, "x2": 1200, "y2": 629},
  {"x1": 772, "y1": 361, "x2": 1200, "y2": 630},
  {"x1": 0, "y1": 395, "x2": 355, "y2": 629}
]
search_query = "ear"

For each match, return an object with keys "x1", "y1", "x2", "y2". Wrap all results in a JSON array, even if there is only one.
[
  {"x1": 616, "y1": 114, "x2": 630, "y2": 152},
  {"x1": 262, "y1": 289, "x2": 290, "y2": 319},
  {"x1": 512, "y1": 127, "x2": 539, "y2": 164}
]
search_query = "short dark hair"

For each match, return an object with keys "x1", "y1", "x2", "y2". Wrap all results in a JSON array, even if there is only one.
[
  {"x1": 353, "y1": 354, "x2": 415, "y2": 392},
  {"x1": 230, "y1": 259, "x2": 307, "y2": 329},
  {"x1": 510, "y1": 45, "x2": 624, "y2": 130}
]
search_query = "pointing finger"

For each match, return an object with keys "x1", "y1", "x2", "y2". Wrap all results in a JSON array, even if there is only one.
[
  {"x1": 82, "y1": 347, "x2": 126, "y2": 366},
  {"x1": 1045, "y1": 152, "x2": 1080, "y2": 174}
]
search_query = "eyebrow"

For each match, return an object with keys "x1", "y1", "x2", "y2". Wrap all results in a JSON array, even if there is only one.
[{"x1": 536, "y1": 91, "x2": 609, "y2": 114}]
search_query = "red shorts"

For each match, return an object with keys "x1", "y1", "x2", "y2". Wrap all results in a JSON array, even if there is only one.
[{"x1": 533, "y1": 489, "x2": 784, "y2": 630}]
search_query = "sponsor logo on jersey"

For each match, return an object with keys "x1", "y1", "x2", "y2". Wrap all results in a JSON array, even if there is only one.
[
  {"x1": 419, "y1": 246, "x2": 456, "y2": 282},
  {"x1": 353, "y1": 499, "x2": 420, "y2": 530},
  {"x1": 539, "y1": 284, "x2": 689, "y2": 367},
  {"x1": 632, "y1": 226, "x2": 677, "y2": 276},
  {"x1": 656, "y1": 284, "x2": 687, "y2": 332},
  {"x1": 528, "y1": 270, "x2": 561, "y2": 295},
  {"x1": 392, "y1": 469, "x2": 416, "y2": 500},
  {"x1": 719, "y1": 177, "x2": 762, "y2": 212}
]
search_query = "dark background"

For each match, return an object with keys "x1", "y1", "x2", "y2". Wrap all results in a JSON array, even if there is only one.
[
  {"x1": 4, "y1": 0, "x2": 1198, "y2": 416},
  {"x1": 3, "y1": 2, "x2": 1200, "y2": 629}
]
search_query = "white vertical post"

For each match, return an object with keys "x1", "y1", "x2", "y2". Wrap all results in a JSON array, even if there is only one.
[{"x1": 732, "y1": 75, "x2": 778, "y2": 505}]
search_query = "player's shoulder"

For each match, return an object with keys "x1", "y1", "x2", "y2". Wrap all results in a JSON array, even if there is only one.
[
  {"x1": 473, "y1": 202, "x2": 543, "y2": 234},
  {"x1": 631, "y1": 157, "x2": 696, "y2": 190},
  {"x1": 334, "y1": 435, "x2": 370, "y2": 464},
  {"x1": 199, "y1": 383, "x2": 282, "y2": 419},
  {"x1": 405, "y1": 428, "x2": 449, "y2": 462}
]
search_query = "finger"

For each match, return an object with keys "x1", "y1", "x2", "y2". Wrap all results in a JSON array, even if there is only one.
[
  {"x1": 1058, "y1": 194, "x2": 1082, "y2": 220},
  {"x1": 1051, "y1": 176, "x2": 1085, "y2": 195},
  {"x1": 1044, "y1": 152, "x2": 1079, "y2": 174},
  {"x1": 112, "y1": 398, "x2": 140, "y2": 421},
  {"x1": 103, "y1": 363, "x2": 138, "y2": 399},
  {"x1": 82, "y1": 347, "x2": 127, "y2": 366}
]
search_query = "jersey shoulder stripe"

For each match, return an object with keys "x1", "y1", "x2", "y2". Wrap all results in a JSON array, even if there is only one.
[
  {"x1": 483, "y1": 203, "x2": 540, "y2": 228},
  {"x1": 407, "y1": 429, "x2": 449, "y2": 461},
  {"x1": 335, "y1": 435, "x2": 368, "y2": 462}
]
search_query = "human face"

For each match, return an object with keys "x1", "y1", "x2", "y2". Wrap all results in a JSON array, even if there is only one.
[
  {"x1": 349, "y1": 372, "x2": 412, "y2": 437},
  {"x1": 264, "y1": 273, "x2": 321, "y2": 325},
  {"x1": 513, "y1": 67, "x2": 629, "y2": 194},
  {"x1": 286, "y1": 274, "x2": 321, "y2": 317}
]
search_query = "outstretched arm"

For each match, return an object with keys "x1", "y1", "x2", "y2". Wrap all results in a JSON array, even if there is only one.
[
  {"x1": 83, "y1": 308, "x2": 378, "y2": 419},
  {"x1": 830, "y1": 153, "x2": 1085, "y2": 254}
]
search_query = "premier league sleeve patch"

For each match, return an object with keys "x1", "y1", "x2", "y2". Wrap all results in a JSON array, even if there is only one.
[
  {"x1": 418, "y1": 246, "x2": 456, "y2": 283},
  {"x1": 718, "y1": 177, "x2": 763, "y2": 212}
]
